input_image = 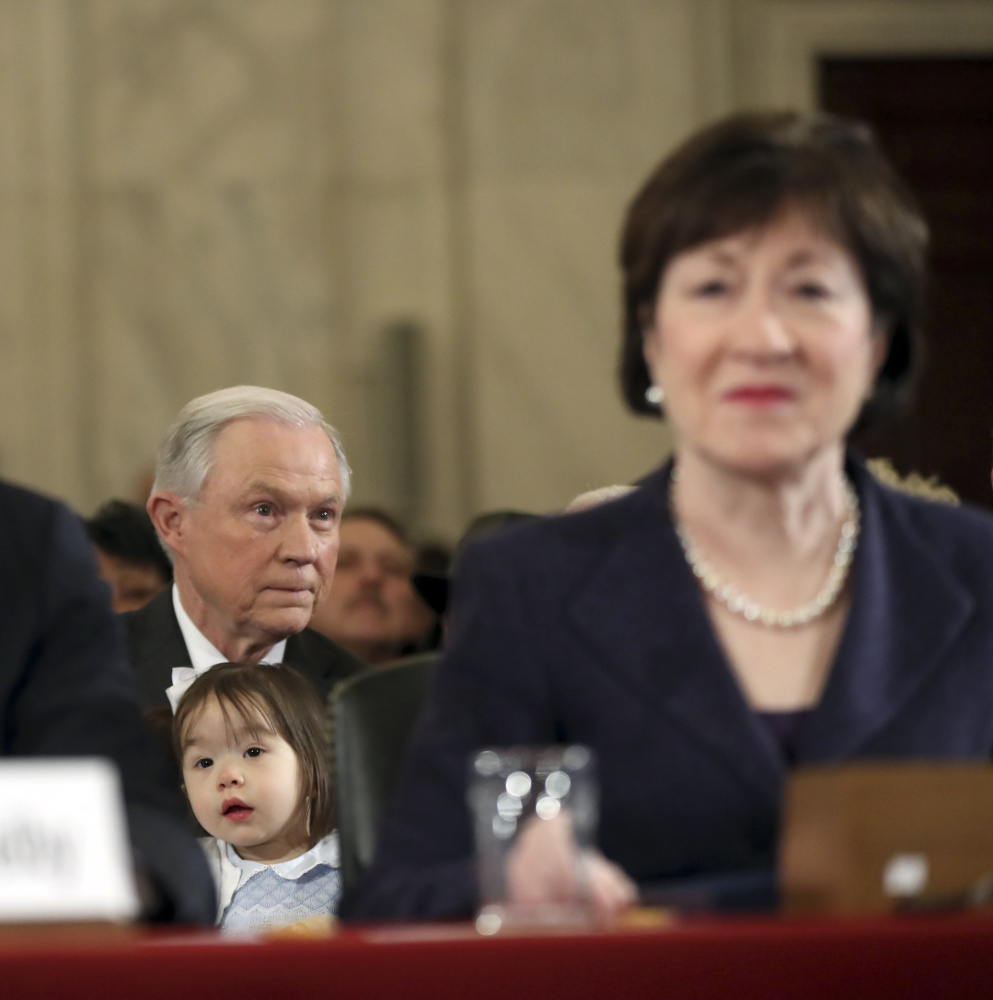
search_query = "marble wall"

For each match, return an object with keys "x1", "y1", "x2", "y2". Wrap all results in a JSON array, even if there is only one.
[{"x1": 0, "y1": 0, "x2": 989, "y2": 539}]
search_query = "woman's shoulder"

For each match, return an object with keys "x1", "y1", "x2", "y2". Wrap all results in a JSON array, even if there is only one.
[
  {"x1": 858, "y1": 459, "x2": 993, "y2": 568},
  {"x1": 467, "y1": 466, "x2": 669, "y2": 564}
]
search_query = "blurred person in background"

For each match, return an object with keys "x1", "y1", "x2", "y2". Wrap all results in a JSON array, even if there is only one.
[
  {"x1": 1, "y1": 478, "x2": 214, "y2": 923},
  {"x1": 86, "y1": 499, "x2": 172, "y2": 613},
  {"x1": 412, "y1": 510, "x2": 540, "y2": 641},
  {"x1": 310, "y1": 508, "x2": 436, "y2": 664}
]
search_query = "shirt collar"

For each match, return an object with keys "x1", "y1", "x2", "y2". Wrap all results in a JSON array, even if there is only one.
[
  {"x1": 225, "y1": 832, "x2": 340, "y2": 888},
  {"x1": 172, "y1": 584, "x2": 287, "y2": 672}
]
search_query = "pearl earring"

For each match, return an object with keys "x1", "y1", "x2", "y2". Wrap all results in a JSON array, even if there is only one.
[{"x1": 645, "y1": 385, "x2": 664, "y2": 406}]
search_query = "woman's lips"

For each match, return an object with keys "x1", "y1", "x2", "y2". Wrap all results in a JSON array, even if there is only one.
[{"x1": 724, "y1": 386, "x2": 795, "y2": 405}]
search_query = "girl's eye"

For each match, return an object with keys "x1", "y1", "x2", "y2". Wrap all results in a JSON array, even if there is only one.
[
  {"x1": 244, "y1": 747, "x2": 264, "y2": 758},
  {"x1": 193, "y1": 757, "x2": 213, "y2": 769}
]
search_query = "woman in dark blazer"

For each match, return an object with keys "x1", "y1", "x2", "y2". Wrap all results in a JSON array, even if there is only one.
[{"x1": 342, "y1": 112, "x2": 993, "y2": 920}]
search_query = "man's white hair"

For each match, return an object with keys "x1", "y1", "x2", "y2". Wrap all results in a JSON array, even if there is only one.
[{"x1": 152, "y1": 385, "x2": 351, "y2": 501}]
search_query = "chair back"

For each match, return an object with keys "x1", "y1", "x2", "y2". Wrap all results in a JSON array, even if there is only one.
[{"x1": 332, "y1": 653, "x2": 437, "y2": 888}]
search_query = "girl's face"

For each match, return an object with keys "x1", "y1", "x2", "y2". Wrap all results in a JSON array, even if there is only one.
[
  {"x1": 642, "y1": 208, "x2": 885, "y2": 479},
  {"x1": 180, "y1": 695, "x2": 310, "y2": 864}
]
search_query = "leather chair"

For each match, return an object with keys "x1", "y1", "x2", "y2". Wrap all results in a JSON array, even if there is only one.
[{"x1": 331, "y1": 653, "x2": 438, "y2": 888}]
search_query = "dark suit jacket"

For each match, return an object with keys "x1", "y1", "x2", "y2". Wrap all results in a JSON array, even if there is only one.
[
  {"x1": 0, "y1": 480, "x2": 215, "y2": 923},
  {"x1": 342, "y1": 457, "x2": 993, "y2": 920},
  {"x1": 123, "y1": 588, "x2": 366, "y2": 709}
]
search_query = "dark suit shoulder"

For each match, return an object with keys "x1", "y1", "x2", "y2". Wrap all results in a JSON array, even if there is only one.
[
  {"x1": 285, "y1": 628, "x2": 366, "y2": 698},
  {"x1": 0, "y1": 480, "x2": 69, "y2": 567},
  {"x1": 459, "y1": 467, "x2": 667, "y2": 602},
  {"x1": 120, "y1": 590, "x2": 191, "y2": 708},
  {"x1": 121, "y1": 588, "x2": 182, "y2": 648},
  {"x1": 857, "y1": 464, "x2": 993, "y2": 580}
]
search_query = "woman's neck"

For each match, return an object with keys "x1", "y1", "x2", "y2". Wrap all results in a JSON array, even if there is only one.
[
  {"x1": 669, "y1": 445, "x2": 853, "y2": 613},
  {"x1": 672, "y1": 446, "x2": 849, "y2": 555}
]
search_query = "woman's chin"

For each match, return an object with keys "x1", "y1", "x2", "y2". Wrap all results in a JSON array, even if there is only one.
[{"x1": 687, "y1": 439, "x2": 840, "y2": 481}]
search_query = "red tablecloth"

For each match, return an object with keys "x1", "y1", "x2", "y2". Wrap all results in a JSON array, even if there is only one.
[{"x1": 2, "y1": 911, "x2": 991, "y2": 999}]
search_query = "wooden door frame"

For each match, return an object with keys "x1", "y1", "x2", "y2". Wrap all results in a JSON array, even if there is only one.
[{"x1": 730, "y1": 0, "x2": 993, "y2": 112}]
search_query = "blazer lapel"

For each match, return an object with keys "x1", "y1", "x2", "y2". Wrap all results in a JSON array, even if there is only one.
[
  {"x1": 124, "y1": 589, "x2": 194, "y2": 707},
  {"x1": 801, "y1": 463, "x2": 975, "y2": 760},
  {"x1": 568, "y1": 467, "x2": 784, "y2": 807}
]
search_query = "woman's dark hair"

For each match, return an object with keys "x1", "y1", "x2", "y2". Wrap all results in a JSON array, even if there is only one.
[
  {"x1": 619, "y1": 111, "x2": 928, "y2": 432},
  {"x1": 173, "y1": 662, "x2": 334, "y2": 845}
]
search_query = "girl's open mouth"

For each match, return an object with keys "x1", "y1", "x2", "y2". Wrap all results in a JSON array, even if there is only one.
[{"x1": 222, "y1": 798, "x2": 253, "y2": 820}]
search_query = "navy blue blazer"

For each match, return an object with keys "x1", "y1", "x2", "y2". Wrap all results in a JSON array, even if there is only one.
[{"x1": 342, "y1": 458, "x2": 993, "y2": 920}]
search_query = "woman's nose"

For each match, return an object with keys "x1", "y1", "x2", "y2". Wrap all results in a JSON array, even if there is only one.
[{"x1": 732, "y1": 287, "x2": 796, "y2": 355}]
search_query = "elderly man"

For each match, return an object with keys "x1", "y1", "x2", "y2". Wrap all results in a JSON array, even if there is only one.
[{"x1": 125, "y1": 386, "x2": 365, "y2": 708}]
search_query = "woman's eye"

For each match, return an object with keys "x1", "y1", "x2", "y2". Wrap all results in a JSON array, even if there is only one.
[
  {"x1": 794, "y1": 281, "x2": 831, "y2": 300},
  {"x1": 693, "y1": 280, "x2": 729, "y2": 298},
  {"x1": 244, "y1": 747, "x2": 264, "y2": 758}
]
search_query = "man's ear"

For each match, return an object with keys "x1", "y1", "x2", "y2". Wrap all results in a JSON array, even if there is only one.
[{"x1": 147, "y1": 492, "x2": 186, "y2": 558}]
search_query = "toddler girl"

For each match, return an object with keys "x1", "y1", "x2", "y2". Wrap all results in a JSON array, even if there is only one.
[{"x1": 173, "y1": 662, "x2": 341, "y2": 931}]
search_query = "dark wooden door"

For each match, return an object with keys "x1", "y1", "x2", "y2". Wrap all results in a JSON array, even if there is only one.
[{"x1": 820, "y1": 57, "x2": 993, "y2": 509}]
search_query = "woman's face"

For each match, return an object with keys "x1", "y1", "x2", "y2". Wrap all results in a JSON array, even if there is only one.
[{"x1": 643, "y1": 208, "x2": 886, "y2": 478}]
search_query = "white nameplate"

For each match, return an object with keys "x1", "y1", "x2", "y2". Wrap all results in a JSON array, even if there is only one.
[{"x1": 0, "y1": 758, "x2": 139, "y2": 922}]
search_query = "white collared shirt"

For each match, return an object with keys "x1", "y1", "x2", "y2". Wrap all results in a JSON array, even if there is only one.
[
  {"x1": 171, "y1": 584, "x2": 287, "y2": 671},
  {"x1": 225, "y1": 832, "x2": 341, "y2": 889},
  {"x1": 199, "y1": 833, "x2": 342, "y2": 926}
]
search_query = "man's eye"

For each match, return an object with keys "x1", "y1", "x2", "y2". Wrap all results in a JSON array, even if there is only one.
[
  {"x1": 244, "y1": 747, "x2": 264, "y2": 758},
  {"x1": 255, "y1": 503, "x2": 273, "y2": 517}
]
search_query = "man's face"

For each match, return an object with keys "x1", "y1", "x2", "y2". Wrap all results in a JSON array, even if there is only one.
[
  {"x1": 309, "y1": 516, "x2": 424, "y2": 663},
  {"x1": 164, "y1": 418, "x2": 343, "y2": 657}
]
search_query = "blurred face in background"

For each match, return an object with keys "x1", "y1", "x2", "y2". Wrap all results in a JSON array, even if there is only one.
[
  {"x1": 94, "y1": 549, "x2": 169, "y2": 614},
  {"x1": 309, "y1": 515, "x2": 430, "y2": 663}
]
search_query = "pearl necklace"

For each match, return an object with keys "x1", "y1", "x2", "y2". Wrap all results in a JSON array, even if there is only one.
[{"x1": 670, "y1": 473, "x2": 860, "y2": 629}]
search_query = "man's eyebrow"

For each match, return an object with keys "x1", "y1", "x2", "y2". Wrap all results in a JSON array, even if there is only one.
[{"x1": 240, "y1": 482, "x2": 342, "y2": 507}]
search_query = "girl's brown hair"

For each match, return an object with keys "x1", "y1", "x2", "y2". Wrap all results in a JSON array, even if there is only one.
[{"x1": 173, "y1": 662, "x2": 333, "y2": 845}]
